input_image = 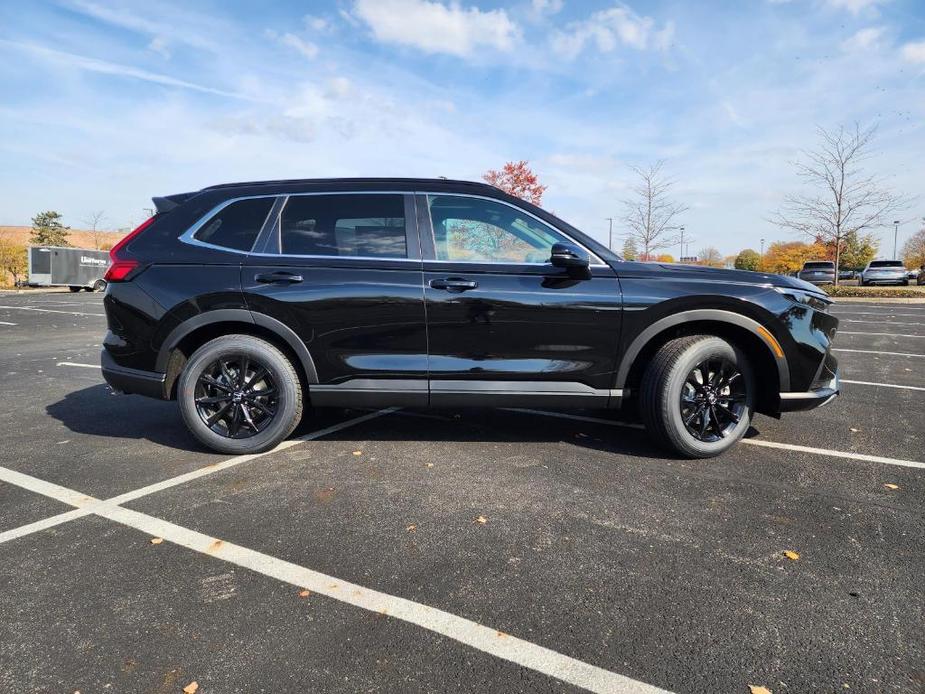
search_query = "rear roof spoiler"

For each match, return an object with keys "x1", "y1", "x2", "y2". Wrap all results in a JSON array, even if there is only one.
[{"x1": 152, "y1": 192, "x2": 195, "y2": 214}]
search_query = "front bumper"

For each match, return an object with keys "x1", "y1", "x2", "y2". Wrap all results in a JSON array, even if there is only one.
[
  {"x1": 779, "y1": 369, "x2": 839, "y2": 412},
  {"x1": 101, "y1": 349, "x2": 167, "y2": 399}
]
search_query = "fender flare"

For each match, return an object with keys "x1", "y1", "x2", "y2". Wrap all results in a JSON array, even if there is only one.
[
  {"x1": 614, "y1": 309, "x2": 790, "y2": 392},
  {"x1": 156, "y1": 308, "x2": 319, "y2": 384}
]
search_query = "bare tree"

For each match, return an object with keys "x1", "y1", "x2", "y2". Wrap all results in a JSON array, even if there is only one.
[
  {"x1": 621, "y1": 161, "x2": 688, "y2": 260},
  {"x1": 82, "y1": 210, "x2": 108, "y2": 250},
  {"x1": 770, "y1": 123, "x2": 909, "y2": 284}
]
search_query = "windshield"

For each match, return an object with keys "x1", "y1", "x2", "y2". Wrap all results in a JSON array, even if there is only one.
[
  {"x1": 869, "y1": 261, "x2": 904, "y2": 268},
  {"x1": 803, "y1": 262, "x2": 833, "y2": 270}
]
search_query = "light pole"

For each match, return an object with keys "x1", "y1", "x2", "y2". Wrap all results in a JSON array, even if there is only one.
[
  {"x1": 678, "y1": 226, "x2": 685, "y2": 261},
  {"x1": 606, "y1": 218, "x2": 614, "y2": 251},
  {"x1": 893, "y1": 220, "x2": 900, "y2": 259},
  {"x1": 760, "y1": 238, "x2": 765, "y2": 256}
]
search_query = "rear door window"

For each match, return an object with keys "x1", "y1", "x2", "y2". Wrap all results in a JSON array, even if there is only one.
[
  {"x1": 279, "y1": 194, "x2": 407, "y2": 258},
  {"x1": 195, "y1": 198, "x2": 274, "y2": 252}
]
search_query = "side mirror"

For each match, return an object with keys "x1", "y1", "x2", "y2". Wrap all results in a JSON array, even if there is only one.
[{"x1": 550, "y1": 243, "x2": 590, "y2": 270}]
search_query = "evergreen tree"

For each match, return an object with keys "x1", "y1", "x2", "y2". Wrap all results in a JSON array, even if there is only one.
[{"x1": 30, "y1": 211, "x2": 70, "y2": 246}]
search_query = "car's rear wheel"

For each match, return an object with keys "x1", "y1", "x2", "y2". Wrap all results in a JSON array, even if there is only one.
[
  {"x1": 92, "y1": 279, "x2": 107, "y2": 292},
  {"x1": 177, "y1": 335, "x2": 303, "y2": 454},
  {"x1": 640, "y1": 335, "x2": 755, "y2": 458}
]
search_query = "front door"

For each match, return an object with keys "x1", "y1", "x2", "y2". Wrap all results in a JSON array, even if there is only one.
[
  {"x1": 419, "y1": 193, "x2": 623, "y2": 408},
  {"x1": 242, "y1": 192, "x2": 428, "y2": 406}
]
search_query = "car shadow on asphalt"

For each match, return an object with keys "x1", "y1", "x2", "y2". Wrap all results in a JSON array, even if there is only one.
[
  {"x1": 45, "y1": 384, "x2": 206, "y2": 451},
  {"x1": 47, "y1": 386, "x2": 730, "y2": 463}
]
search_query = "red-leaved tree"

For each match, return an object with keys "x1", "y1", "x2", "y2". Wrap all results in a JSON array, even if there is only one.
[{"x1": 483, "y1": 161, "x2": 547, "y2": 206}]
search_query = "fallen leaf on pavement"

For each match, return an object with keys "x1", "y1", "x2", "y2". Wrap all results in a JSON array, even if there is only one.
[
  {"x1": 425, "y1": 463, "x2": 434, "y2": 468},
  {"x1": 298, "y1": 589, "x2": 310, "y2": 598},
  {"x1": 149, "y1": 537, "x2": 163, "y2": 545},
  {"x1": 352, "y1": 450, "x2": 362, "y2": 456},
  {"x1": 849, "y1": 427, "x2": 859, "y2": 433},
  {"x1": 475, "y1": 515, "x2": 488, "y2": 524},
  {"x1": 406, "y1": 524, "x2": 416, "y2": 532},
  {"x1": 183, "y1": 682, "x2": 199, "y2": 694},
  {"x1": 748, "y1": 686, "x2": 772, "y2": 694},
  {"x1": 783, "y1": 550, "x2": 800, "y2": 561},
  {"x1": 884, "y1": 483, "x2": 899, "y2": 490}
]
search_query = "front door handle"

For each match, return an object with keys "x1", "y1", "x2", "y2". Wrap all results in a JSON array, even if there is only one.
[
  {"x1": 255, "y1": 272, "x2": 303, "y2": 284},
  {"x1": 430, "y1": 277, "x2": 478, "y2": 291}
]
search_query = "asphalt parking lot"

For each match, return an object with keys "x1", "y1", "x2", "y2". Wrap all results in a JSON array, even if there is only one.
[{"x1": 0, "y1": 291, "x2": 922, "y2": 694}]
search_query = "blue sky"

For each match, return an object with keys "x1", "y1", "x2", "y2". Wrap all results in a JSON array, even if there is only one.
[{"x1": 1, "y1": 0, "x2": 923, "y2": 256}]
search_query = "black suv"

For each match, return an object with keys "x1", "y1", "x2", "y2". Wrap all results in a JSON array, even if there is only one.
[{"x1": 101, "y1": 178, "x2": 839, "y2": 458}]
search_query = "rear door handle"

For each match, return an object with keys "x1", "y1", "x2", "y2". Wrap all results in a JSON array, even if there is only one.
[
  {"x1": 255, "y1": 272, "x2": 303, "y2": 284},
  {"x1": 430, "y1": 277, "x2": 478, "y2": 291}
]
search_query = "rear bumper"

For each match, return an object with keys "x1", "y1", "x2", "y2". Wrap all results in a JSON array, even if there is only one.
[
  {"x1": 101, "y1": 349, "x2": 167, "y2": 399},
  {"x1": 778, "y1": 370, "x2": 839, "y2": 412}
]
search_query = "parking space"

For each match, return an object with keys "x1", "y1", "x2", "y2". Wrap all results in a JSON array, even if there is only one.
[{"x1": 0, "y1": 293, "x2": 923, "y2": 693}]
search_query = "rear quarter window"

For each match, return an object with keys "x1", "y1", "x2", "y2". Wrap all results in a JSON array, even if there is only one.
[{"x1": 194, "y1": 197, "x2": 275, "y2": 251}]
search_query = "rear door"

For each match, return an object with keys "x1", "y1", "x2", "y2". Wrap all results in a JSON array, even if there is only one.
[
  {"x1": 242, "y1": 192, "x2": 428, "y2": 406},
  {"x1": 419, "y1": 193, "x2": 623, "y2": 407}
]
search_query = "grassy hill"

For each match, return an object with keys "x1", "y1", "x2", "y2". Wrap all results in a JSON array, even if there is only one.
[{"x1": 0, "y1": 225, "x2": 126, "y2": 251}]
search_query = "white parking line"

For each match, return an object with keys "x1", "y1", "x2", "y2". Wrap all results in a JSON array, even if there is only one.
[
  {"x1": 840, "y1": 331, "x2": 925, "y2": 339},
  {"x1": 99, "y1": 504, "x2": 664, "y2": 694},
  {"x1": 0, "y1": 321, "x2": 16, "y2": 325},
  {"x1": 841, "y1": 379, "x2": 925, "y2": 392},
  {"x1": 0, "y1": 408, "x2": 398, "y2": 548},
  {"x1": 742, "y1": 439, "x2": 925, "y2": 469},
  {"x1": 0, "y1": 416, "x2": 669, "y2": 693},
  {"x1": 57, "y1": 361, "x2": 101, "y2": 369},
  {"x1": 841, "y1": 319, "x2": 923, "y2": 326},
  {"x1": 0, "y1": 305, "x2": 105, "y2": 317},
  {"x1": 833, "y1": 311, "x2": 925, "y2": 317},
  {"x1": 503, "y1": 409, "x2": 925, "y2": 470},
  {"x1": 833, "y1": 348, "x2": 925, "y2": 358}
]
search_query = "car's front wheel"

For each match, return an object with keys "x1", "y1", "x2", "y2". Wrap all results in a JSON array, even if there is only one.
[
  {"x1": 640, "y1": 335, "x2": 755, "y2": 458},
  {"x1": 177, "y1": 335, "x2": 303, "y2": 454}
]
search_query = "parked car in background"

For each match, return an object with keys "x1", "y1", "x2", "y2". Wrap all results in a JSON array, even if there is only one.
[
  {"x1": 860, "y1": 260, "x2": 909, "y2": 286},
  {"x1": 906, "y1": 268, "x2": 920, "y2": 280},
  {"x1": 918, "y1": 266, "x2": 925, "y2": 285},
  {"x1": 838, "y1": 269, "x2": 856, "y2": 281},
  {"x1": 797, "y1": 261, "x2": 836, "y2": 285}
]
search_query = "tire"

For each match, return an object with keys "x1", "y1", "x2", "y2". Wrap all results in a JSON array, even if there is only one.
[
  {"x1": 68, "y1": 286, "x2": 82, "y2": 292},
  {"x1": 640, "y1": 335, "x2": 756, "y2": 458},
  {"x1": 177, "y1": 335, "x2": 303, "y2": 454},
  {"x1": 92, "y1": 279, "x2": 107, "y2": 292}
]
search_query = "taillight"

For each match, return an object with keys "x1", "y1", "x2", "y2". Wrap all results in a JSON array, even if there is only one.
[{"x1": 104, "y1": 215, "x2": 156, "y2": 282}]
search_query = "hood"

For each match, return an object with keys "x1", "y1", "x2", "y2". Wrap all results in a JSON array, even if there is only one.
[{"x1": 632, "y1": 262, "x2": 824, "y2": 294}]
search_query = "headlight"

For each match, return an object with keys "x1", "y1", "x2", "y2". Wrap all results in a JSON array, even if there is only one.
[{"x1": 774, "y1": 286, "x2": 832, "y2": 312}]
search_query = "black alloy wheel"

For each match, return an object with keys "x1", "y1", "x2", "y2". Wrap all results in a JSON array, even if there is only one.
[
  {"x1": 194, "y1": 354, "x2": 278, "y2": 439},
  {"x1": 679, "y1": 357, "x2": 747, "y2": 443}
]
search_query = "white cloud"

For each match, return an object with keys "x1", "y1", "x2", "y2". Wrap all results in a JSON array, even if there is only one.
[
  {"x1": 304, "y1": 15, "x2": 330, "y2": 32},
  {"x1": 551, "y1": 6, "x2": 671, "y2": 58},
  {"x1": 0, "y1": 39, "x2": 255, "y2": 100},
  {"x1": 901, "y1": 40, "x2": 925, "y2": 63},
  {"x1": 841, "y1": 26, "x2": 885, "y2": 51},
  {"x1": 825, "y1": 0, "x2": 886, "y2": 15},
  {"x1": 351, "y1": 0, "x2": 520, "y2": 58},
  {"x1": 531, "y1": 0, "x2": 563, "y2": 15},
  {"x1": 147, "y1": 36, "x2": 171, "y2": 59},
  {"x1": 278, "y1": 32, "x2": 319, "y2": 59}
]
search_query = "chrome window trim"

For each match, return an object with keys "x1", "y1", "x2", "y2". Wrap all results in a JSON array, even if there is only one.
[
  {"x1": 421, "y1": 191, "x2": 608, "y2": 267},
  {"x1": 178, "y1": 194, "x2": 278, "y2": 255},
  {"x1": 179, "y1": 189, "x2": 605, "y2": 266}
]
